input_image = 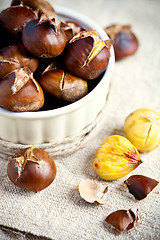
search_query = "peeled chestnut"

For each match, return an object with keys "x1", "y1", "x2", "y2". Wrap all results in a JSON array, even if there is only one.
[
  {"x1": 22, "y1": 14, "x2": 66, "y2": 58},
  {"x1": 11, "y1": 0, "x2": 56, "y2": 18},
  {"x1": 39, "y1": 65, "x2": 88, "y2": 102},
  {"x1": 104, "y1": 24, "x2": 139, "y2": 60},
  {"x1": 64, "y1": 31, "x2": 112, "y2": 80},
  {"x1": 61, "y1": 20, "x2": 83, "y2": 42},
  {"x1": 0, "y1": 43, "x2": 39, "y2": 79},
  {"x1": 0, "y1": 67, "x2": 44, "y2": 112},
  {"x1": 0, "y1": 4, "x2": 37, "y2": 38},
  {"x1": 7, "y1": 147, "x2": 56, "y2": 192}
]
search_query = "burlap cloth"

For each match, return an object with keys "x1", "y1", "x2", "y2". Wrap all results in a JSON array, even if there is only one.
[{"x1": 0, "y1": 0, "x2": 160, "y2": 239}]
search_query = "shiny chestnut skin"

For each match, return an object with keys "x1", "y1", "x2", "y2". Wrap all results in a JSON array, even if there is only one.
[
  {"x1": 39, "y1": 65, "x2": 88, "y2": 102},
  {"x1": 22, "y1": 15, "x2": 67, "y2": 58},
  {"x1": 124, "y1": 175, "x2": 159, "y2": 200},
  {"x1": 7, "y1": 147, "x2": 56, "y2": 192},
  {"x1": 61, "y1": 20, "x2": 83, "y2": 42},
  {"x1": 0, "y1": 43, "x2": 39, "y2": 79},
  {"x1": 104, "y1": 24, "x2": 139, "y2": 60},
  {"x1": 64, "y1": 31, "x2": 111, "y2": 80},
  {"x1": 0, "y1": 67, "x2": 44, "y2": 112},
  {"x1": 11, "y1": 0, "x2": 56, "y2": 18},
  {"x1": 0, "y1": 4, "x2": 37, "y2": 38}
]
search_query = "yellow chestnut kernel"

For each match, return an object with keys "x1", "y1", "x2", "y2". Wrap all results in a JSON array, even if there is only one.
[
  {"x1": 124, "y1": 108, "x2": 160, "y2": 152},
  {"x1": 93, "y1": 135, "x2": 142, "y2": 181}
]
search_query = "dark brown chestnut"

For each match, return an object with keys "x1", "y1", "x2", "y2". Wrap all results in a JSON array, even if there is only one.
[
  {"x1": 61, "y1": 20, "x2": 83, "y2": 42},
  {"x1": 0, "y1": 26, "x2": 18, "y2": 49},
  {"x1": 63, "y1": 30, "x2": 112, "y2": 80},
  {"x1": 7, "y1": 147, "x2": 56, "y2": 192},
  {"x1": 0, "y1": 4, "x2": 37, "y2": 38},
  {"x1": 0, "y1": 67, "x2": 44, "y2": 112},
  {"x1": 22, "y1": 14, "x2": 67, "y2": 58},
  {"x1": 105, "y1": 208, "x2": 139, "y2": 232},
  {"x1": 104, "y1": 24, "x2": 139, "y2": 60},
  {"x1": 11, "y1": 0, "x2": 56, "y2": 18},
  {"x1": 0, "y1": 43, "x2": 39, "y2": 79},
  {"x1": 124, "y1": 175, "x2": 159, "y2": 200},
  {"x1": 39, "y1": 64, "x2": 88, "y2": 102}
]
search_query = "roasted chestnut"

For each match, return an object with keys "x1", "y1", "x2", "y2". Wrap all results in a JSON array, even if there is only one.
[
  {"x1": 39, "y1": 64, "x2": 88, "y2": 102},
  {"x1": 0, "y1": 26, "x2": 18, "y2": 49},
  {"x1": 0, "y1": 4, "x2": 37, "y2": 38},
  {"x1": 7, "y1": 147, "x2": 56, "y2": 192},
  {"x1": 0, "y1": 67, "x2": 44, "y2": 112},
  {"x1": 22, "y1": 14, "x2": 67, "y2": 58},
  {"x1": 64, "y1": 31, "x2": 112, "y2": 80},
  {"x1": 104, "y1": 24, "x2": 139, "y2": 60},
  {"x1": 61, "y1": 20, "x2": 83, "y2": 42},
  {"x1": 0, "y1": 43, "x2": 39, "y2": 79},
  {"x1": 11, "y1": 0, "x2": 56, "y2": 18}
]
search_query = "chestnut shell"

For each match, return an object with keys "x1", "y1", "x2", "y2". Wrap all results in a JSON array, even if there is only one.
[
  {"x1": 0, "y1": 5, "x2": 37, "y2": 38},
  {"x1": 22, "y1": 19, "x2": 67, "y2": 58},
  {"x1": 7, "y1": 147, "x2": 56, "y2": 192},
  {"x1": 64, "y1": 36, "x2": 110, "y2": 80}
]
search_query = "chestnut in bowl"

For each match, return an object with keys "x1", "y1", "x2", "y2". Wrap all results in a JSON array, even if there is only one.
[
  {"x1": 22, "y1": 14, "x2": 67, "y2": 58},
  {"x1": 39, "y1": 65, "x2": 88, "y2": 102},
  {"x1": 11, "y1": 0, "x2": 56, "y2": 18},
  {"x1": 0, "y1": 43, "x2": 39, "y2": 79},
  {"x1": 7, "y1": 147, "x2": 56, "y2": 192},
  {"x1": 0, "y1": 4, "x2": 37, "y2": 38},
  {"x1": 0, "y1": 67, "x2": 44, "y2": 112},
  {"x1": 64, "y1": 30, "x2": 112, "y2": 80}
]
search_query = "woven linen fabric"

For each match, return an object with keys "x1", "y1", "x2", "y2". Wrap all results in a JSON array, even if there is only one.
[{"x1": 0, "y1": 0, "x2": 160, "y2": 239}]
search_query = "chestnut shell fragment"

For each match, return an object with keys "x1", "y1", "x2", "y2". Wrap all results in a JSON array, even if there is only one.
[
  {"x1": 105, "y1": 208, "x2": 138, "y2": 232},
  {"x1": 7, "y1": 147, "x2": 56, "y2": 192},
  {"x1": 0, "y1": 5, "x2": 37, "y2": 38},
  {"x1": 124, "y1": 175, "x2": 159, "y2": 200}
]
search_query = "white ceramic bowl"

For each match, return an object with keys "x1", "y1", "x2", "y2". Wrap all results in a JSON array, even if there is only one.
[{"x1": 0, "y1": 6, "x2": 115, "y2": 145}]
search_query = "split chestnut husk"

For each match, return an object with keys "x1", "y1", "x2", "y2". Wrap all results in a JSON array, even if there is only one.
[
  {"x1": 22, "y1": 14, "x2": 67, "y2": 58},
  {"x1": 11, "y1": 0, "x2": 56, "y2": 18},
  {"x1": 0, "y1": 4, "x2": 37, "y2": 38},
  {"x1": 124, "y1": 175, "x2": 159, "y2": 200},
  {"x1": 0, "y1": 43, "x2": 39, "y2": 79},
  {"x1": 104, "y1": 24, "x2": 138, "y2": 60},
  {"x1": 39, "y1": 65, "x2": 88, "y2": 102},
  {"x1": 64, "y1": 30, "x2": 112, "y2": 80},
  {"x1": 7, "y1": 147, "x2": 56, "y2": 192},
  {"x1": 0, "y1": 67, "x2": 44, "y2": 112},
  {"x1": 61, "y1": 20, "x2": 83, "y2": 42}
]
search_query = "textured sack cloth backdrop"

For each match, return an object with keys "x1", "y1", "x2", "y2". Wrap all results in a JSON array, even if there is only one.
[{"x1": 0, "y1": 0, "x2": 160, "y2": 239}]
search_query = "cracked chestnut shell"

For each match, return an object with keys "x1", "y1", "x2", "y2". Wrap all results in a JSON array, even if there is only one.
[
  {"x1": 39, "y1": 65, "x2": 88, "y2": 102},
  {"x1": 64, "y1": 30, "x2": 112, "y2": 80},
  {"x1": 11, "y1": 0, "x2": 56, "y2": 18},
  {"x1": 7, "y1": 147, "x2": 56, "y2": 192},
  {"x1": 0, "y1": 43, "x2": 39, "y2": 79},
  {"x1": 0, "y1": 67, "x2": 44, "y2": 112},
  {"x1": 22, "y1": 14, "x2": 66, "y2": 58},
  {"x1": 124, "y1": 175, "x2": 159, "y2": 200},
  {"x1": 0, "y1": 4, "x2": 37, "y2": 38},
  {"x1": 104, "y1": 24, "x2": 139, "y2": 60}
]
